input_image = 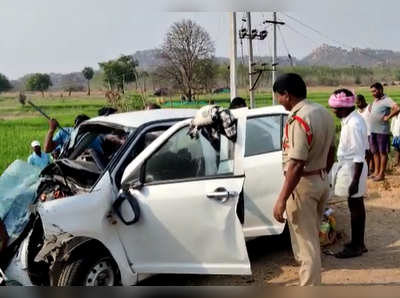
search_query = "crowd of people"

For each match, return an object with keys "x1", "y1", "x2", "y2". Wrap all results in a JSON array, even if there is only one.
[{"x1": 272, "y1": 74, "x2": 400, "y2": 286}]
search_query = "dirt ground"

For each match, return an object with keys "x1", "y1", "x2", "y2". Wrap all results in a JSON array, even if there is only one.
[{"x1": 141, "y1": 169, "x2": 400, "y2": 286}]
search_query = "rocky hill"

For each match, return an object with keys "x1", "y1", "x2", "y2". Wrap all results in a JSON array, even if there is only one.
[
  {"x1": 14, "y1": 45, "x2": 400, "y2": 90},
  {"x1": 131, "y1": 46, "x2": 400, "y2": 70},
  {"x1": 301, "y1": 44, "x2": 400, "y2": 67}
]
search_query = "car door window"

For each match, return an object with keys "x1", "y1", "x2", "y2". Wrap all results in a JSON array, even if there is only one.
[
  {"x1": 114, "y1": 128, "x2": 170, "y2": 188},
  {"x1": 245, "y1": 115, "x2": 283, "y2": 157},
  {"x1": 144, "y1": 126, "x2": 233, "y2": 184}
]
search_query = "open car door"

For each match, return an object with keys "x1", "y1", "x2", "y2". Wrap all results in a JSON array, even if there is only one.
[{"x1": 116, "y1": 108, "x2": 251, "y2": 275}]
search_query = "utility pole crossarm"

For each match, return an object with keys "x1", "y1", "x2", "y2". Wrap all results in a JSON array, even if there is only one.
[{"x1": 263, "y1": 20, "x2": 285, "y2": 25}]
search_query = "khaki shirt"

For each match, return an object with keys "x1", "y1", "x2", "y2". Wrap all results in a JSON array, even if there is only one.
[{"x1": 282, "y1": 99, "x2": 335, "y2": 172}]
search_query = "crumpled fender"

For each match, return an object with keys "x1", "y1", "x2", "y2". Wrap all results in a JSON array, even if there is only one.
[
  {"x1": 34, "y1": 234, "x2": 89, "y2": 263},
  {"x1": 35, "y1": 173, "x2": 138, "y2": 286}
]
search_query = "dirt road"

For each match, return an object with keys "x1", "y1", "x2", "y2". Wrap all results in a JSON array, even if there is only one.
[{"x1": 141, "y1": 170, "x2": 400, "y2": 286}]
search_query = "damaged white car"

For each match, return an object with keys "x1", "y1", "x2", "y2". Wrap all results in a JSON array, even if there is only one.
[{"x1": 1, "y1": 105, "x2": 291, "y2": 286}]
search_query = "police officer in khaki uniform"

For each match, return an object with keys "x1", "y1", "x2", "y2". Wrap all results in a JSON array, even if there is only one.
[{"x1": 272, "y1": 73, "x2": 336, "y2": 286}]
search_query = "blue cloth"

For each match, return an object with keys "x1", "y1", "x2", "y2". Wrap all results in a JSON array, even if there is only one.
[
  {"x1": 392, "y1": 136, "x2": 400, "y2": 149},
  {"x1": 53, "y1": 127, "x2": 74, "y2": 148},
  {"x1": 0, "y1": 160, "x2": 42, "y2": 245},
  {"x1": 27, "y1": 152, "x2": 51, "y2": 169},
  {"x1": 53, "y1": 127, "x2": 103, "y2": 153},
  {"x1": 52, "y1": 145, "x2": 61, "y2": 154}
]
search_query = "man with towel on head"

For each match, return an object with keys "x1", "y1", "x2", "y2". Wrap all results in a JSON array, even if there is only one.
[{"x1": 329, "y1": 89, "x2": 368, "y2": 259}]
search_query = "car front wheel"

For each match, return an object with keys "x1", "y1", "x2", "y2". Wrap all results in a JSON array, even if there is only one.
[{"x1": 57, "y1": 250, "x2": 118, "y2": 286}]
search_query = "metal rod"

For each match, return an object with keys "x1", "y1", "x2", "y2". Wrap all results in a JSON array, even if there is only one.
[
  {"x1": 229, "y1": 12, "x2": 238, "y2": 101},
  {"x1": 246, "y1": 12, "x2": 255, "y2": 108},
  {"x1": 27, "y1": 100, "x2": 70, "y2": 135}
]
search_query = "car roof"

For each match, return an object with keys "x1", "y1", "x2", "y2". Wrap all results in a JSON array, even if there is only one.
[
  {"x1": 86, "y1": 109, "x2": 200, "y2": 128},
  {"x1": 247, "y1": 105, "x2": 288, "y2": 116},
  {"x1": 85, "y1": 105, "x2": 288, "y2": 128}
]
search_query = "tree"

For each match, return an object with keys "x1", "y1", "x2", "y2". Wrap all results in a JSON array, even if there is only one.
[
  {"x1": 195, "y1": 58, "x2": 218, "y2": 93},
  {"x1": 82, "y1": 67, "x2": 94, "y2": 95},
  {"x1": 139, "y1": 70, "x2": 149, "y2": 92},
  {"x1": 99, "y1": 55, "x2": 138, "y2": 93},
  {"x1": 0, "y1": 73, "x2": 12, "y2": 93},
  {"x1": 63, "y1": 83, "x2": 85, "y2": 96},
  {"x1": 218, "y1": 64, "x2": 230, "y2": 87},
  {"x1": 156, "y1": 19, "x2": 215, "y2": 101},
  {"x1": 25, "y1": 73, "x2": 52, "y2": 97},
  {"x1": 60, "y1": 73, "x2": 85, "y2": 96}
]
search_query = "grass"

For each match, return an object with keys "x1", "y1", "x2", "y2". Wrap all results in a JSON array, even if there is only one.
[{"x1": 1, "y1": 86, "x2": 400, "y2": 174}]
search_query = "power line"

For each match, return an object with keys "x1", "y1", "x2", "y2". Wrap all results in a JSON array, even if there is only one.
[
  {"x1": 281, "y1": 12, "x2": 389, "y2": 65},
  {"x1": 283, "y1": 23, "x2": 321, "y2": 48},
  {"x1": 214, "y1": 12, "x2": 223, "y2": 48},
  {"x1": 278, "y1": 25, "x2": 294, "y2": 67},
  {"x1": 282, "y1": 13, "x2": 352, "y2": 49}
]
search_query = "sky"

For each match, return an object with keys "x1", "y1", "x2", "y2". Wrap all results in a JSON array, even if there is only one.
[{"x1": 1, "y1": 0, "x2": 400, "y2": 79}]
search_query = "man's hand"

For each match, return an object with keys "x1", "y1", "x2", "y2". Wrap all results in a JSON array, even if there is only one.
[
  {"x1": 273, "y1": 199, "x2": 287, "y2": 223},
  {"x1": 49, "y1": 118, "x2": 59, "y2": 132},
  {"x1": 383, "y1": 115, "x2": 390, "y2": 122},
  {"x1": 349, "y1": 180, "x2": 359, "y2": 197}
]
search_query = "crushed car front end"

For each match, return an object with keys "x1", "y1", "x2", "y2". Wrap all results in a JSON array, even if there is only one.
[{"x1": 0, "y1": 155, "x2": 127, "y2": 286}]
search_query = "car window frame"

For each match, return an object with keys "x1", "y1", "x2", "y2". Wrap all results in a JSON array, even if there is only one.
[
  {"x1": 140, "y1": 124, "x2": 238, "y2": 187},
  {"x1": 110, "y1": 120, "x2": 182, "y2": 190},
  {"x1": 244, "y1": 113, "x2": 286, "y2": 157},
  {"x1": 88, "y1": 118, "x2": 190, "y2": 193}
]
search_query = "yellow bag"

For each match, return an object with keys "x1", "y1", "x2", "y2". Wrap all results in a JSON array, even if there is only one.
[{"x1": 319, "y1": 212, "x2": 337, "y2": 247}]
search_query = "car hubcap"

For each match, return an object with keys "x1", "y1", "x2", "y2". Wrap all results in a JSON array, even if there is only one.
[{"x1": 84, "y1": 258, "x2": 115, "y2": 286}]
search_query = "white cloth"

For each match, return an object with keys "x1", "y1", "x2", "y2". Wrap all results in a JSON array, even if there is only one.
[
  {"x1": 31, "y1": 140, "x2": 40, "y2": 148},
  {"x1": 333, "y1": 111, "x2": 368, "y2": 198},
  {"x1": 357, "y1": 105, "x2": 372, "y2": 136},
  {"x1": 391, "y1": 115, "x2": 400, "y2": 137},
  {"x1": 357, "y1": 105, "x2": 371, "y2": 150}
]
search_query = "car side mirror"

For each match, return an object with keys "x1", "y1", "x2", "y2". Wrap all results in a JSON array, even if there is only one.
[{"x1": 112, "y1": 192, "x2": 141, "y2": 226}]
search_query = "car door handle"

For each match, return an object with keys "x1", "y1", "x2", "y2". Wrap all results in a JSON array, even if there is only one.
[{"x1": 207, "y1": 188, "x2": 238, "y2": 203}]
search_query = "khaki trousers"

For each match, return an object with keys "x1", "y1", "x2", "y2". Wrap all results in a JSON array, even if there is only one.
[{"x1": 286, "y1": 173, "x2": 330, "y2": 286}]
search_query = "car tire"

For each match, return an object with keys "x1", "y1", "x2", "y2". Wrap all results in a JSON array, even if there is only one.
[{"x1": 58, "y1": 250, "x2": 118, "y2": 286}]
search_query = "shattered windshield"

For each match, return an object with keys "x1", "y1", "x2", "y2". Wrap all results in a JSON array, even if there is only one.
[{"x1": 0, "y1": 160, "x2": 42, "y2": 245}]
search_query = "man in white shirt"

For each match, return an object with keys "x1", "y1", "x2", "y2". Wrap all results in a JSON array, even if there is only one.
[
  {"x1": 356, "y1": 94, "x2": 374, "y2": 175},
  {"x1": 329, "y1": 89, "x2": 368, "y2": 259}
]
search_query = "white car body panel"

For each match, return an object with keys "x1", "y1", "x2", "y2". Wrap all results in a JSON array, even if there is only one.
[
  {"x1": 121, "y1": 176, "x2": 250, "y2": 275},
  {"x1": 6, "y1": 105, "x2": 302, "y2": 286},
  {"x1": 241, "y1": 106, "x2": 288, "y2": 237},
  {"x1": 117, "y1": 109, "x2": 250, "y2": 276},
  {"x1": 34, "y1": 110, "x2": 251, "y2": 284},
  {"x1": 36, "y1": 173, "x2": 138, "y2": 286},
  {"x1": 243, "y1": 151, "x2": 286, "y2": 237}
]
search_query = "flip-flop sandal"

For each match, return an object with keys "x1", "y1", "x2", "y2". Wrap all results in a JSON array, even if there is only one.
[
  {"x1": 335, "y1": 246, "x2": 363, "y2": 259},
  {"x1": 344, "y1": 243, "x2": 368, "y2": 253},
  {"x1": 323, "y1": 249, "x2": 335, "y2": 256}
]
